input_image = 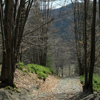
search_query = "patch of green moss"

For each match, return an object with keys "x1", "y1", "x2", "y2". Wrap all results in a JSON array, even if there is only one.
[
  {"x1": 80, "y1": 74, "x2": 100, "y2": 92},
  {"x1": 37, "y1": 72, "x2": 48, "y2": 79},
  {"x1": 17, "y1": 62, "x2": 55, "y2": 80},
  {"x1": 23, "y1": 69, "x2": 28, "y2": 73}
]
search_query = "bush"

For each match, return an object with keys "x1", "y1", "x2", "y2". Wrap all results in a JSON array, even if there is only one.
[
  {"x1": 80, "y1": 74, "x2": 100, "y2": 92},
  {"x1": 17, "y1": 61, "x2": 25, "y2": 70}
]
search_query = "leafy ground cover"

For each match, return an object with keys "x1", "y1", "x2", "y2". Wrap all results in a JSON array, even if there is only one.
[
  {"x1": 17, "y1": 62, "x2": 55, "y2": 80},
  {"x1": 80, "y1": 74, "x2": 100, "y2": 92}
]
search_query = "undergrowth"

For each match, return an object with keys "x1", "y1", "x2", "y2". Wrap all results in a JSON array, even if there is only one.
[
  {"x1": 80, "y1": 74, "x2": 100, "y2": 92},
  {"x1": 17, "y1": 62, "x2": 55, "y2": 80}
]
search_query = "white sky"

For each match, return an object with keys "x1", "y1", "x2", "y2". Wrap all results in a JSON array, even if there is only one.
[
  {"x1": 47, "y1": 0, "x2": 84, "y2": 9},
  {"x1": 43, "y1": 0, "x2": 94, "y2": 9},
  {"x1": 2, "y1": 0, "x2": 94, "y2": 9}
]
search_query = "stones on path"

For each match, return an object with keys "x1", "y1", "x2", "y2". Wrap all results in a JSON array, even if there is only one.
[
  {"x1": 32, "y1": 77, "x2": 83, "y2": 100},
  {"x1": 54, "y1": 77, "x2": 82, "y2": 94},
  {"x1": 0, "y1": 77, "x2": 83, "y2": 100},
  {"x1": 0, "y1": 90, "x2": 9, "y2": 100}
]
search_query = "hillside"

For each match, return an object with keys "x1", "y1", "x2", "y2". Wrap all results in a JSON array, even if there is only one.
[
  {"x1": 0, "y1": 1, "x2": 100, "y2": 100},
  {"x1": 50, "y1": 3, "x2": 74, "y2": 40},
  {"x1": 48, "y1": 3, "x2": 77, "y2": 77},
  {"x1": 22, "y1": 3, "x2": 78, "y2": 77}
]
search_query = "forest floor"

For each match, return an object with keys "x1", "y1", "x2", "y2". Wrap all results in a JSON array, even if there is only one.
[{"x1": 0, "y1": 67, "x2": 100, "y2": 100}]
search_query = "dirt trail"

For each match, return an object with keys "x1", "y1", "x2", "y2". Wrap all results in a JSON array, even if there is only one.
[
  {"x1": 0, "y1": 77, "x2": 82, "y2": 100},
  {"x1": 0, "y1": 69, "x2": 83, "y2": 100},
  {"x1": 32, "y1": 76, "x2": 83, "y2": 100}
]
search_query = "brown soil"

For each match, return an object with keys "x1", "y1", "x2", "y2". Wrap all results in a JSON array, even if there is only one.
[
  {"x1": 39, "y1": 75, "x2": 59, "y2": 92},
  {"x1": 14, "y1": 69, "x2": 60, "y2": 93},
  {"x1": 14, "y1": 69, "x2": 39, "y2": 89}
]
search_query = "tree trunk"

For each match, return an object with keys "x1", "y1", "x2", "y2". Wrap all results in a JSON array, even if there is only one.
[
  {"x1": 99, "y1": 0, "x2": 100, "y2": 21},
  {"x1": 84, "y1": 0, "x2": 88, "y2": 91},
  {"x1": 1, "y1": 0, "x2": 15, "y2": 86},
  {"x1": 0, "y1": 0, "x2": 33, "y2": 86},
  {"x1": 88, "y1": 0, "x2": 96, "y2": 93}
]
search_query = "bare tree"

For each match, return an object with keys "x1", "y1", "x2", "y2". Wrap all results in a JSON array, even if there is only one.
[
  {"x1": 22, "y1": 0, "x2": 53, "y2": 66},
  {"x1": 88, "y1": 0, "x2": 97, "y2": 93},
  {"x1": 0, "y1": 0, "x2": 33, "y2": 86}
]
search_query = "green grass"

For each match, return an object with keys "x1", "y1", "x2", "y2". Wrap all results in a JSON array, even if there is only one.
[
  {"x1": 17, "y1": 62, "x2": 55, "y2": 80},
  {"x1": 80, "y1": 74, "x2": 100, "y2": 92}
]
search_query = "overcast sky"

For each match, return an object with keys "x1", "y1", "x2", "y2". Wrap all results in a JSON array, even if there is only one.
[
  {"x1": 2, "y1": 0, "x2": 94, "y2": 9},
  {"x1": 43, "y1": 0, "x2": 94, "y2": 9},
  {"x1": 47, "y1": 0, "x2": 84, "y2": 9}
]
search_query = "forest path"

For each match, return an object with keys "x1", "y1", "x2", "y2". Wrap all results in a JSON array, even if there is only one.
[
  {"x1": 32, "y1": 76, "x2": 83, "y2": 100},
  {"x1": 0, "y1": 75, "x2": 83, "y2": 100},
  {"x1": 56, "y1": 77, "x2": 82, "y2": 93}
]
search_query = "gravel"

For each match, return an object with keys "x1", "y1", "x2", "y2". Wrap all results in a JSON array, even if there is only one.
[
  {"x1": 32, "y1": 77, "x2": 83, "y2": 100},
  {"x1": 0, "y1": 77, "x2": 83, "y2": 100}
]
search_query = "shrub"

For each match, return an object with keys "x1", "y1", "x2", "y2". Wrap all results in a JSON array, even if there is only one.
[{"x1": 17, "y1": 61, "x2": 25, "y2": 70}]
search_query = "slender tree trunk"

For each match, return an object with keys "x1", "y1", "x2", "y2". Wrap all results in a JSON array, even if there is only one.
[
  {"x1": 99, "y1": 0, "x2": 100, "y2": 21},
  {"x1": 88, "y1": 0, "x2": 96, "y2": 93},
  {"x1": 84, "y1": 0, "x2": 88, "y2": 91},
  {"x1": 73, "y1": 2, "x2": 84, "y2": 75}
]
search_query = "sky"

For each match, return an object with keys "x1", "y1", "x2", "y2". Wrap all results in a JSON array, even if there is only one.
[
  {"x1": 2, "y1": 0, "x2": 94, "y2": 10},
  {"x1": 42, "y1": 0, "x2": 94, "y2": 9},
  {"x1": 46, "y1": 0, "x2": 84, "y2": 9}
]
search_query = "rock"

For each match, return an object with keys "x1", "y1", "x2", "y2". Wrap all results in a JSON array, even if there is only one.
[{"x1": 0, "y1": 91, "x2": 9, "y2": 100}]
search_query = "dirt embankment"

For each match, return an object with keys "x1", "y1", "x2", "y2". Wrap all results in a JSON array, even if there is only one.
[{"x1": 0, "y1": 69, "x2": 60, "y2": 100}]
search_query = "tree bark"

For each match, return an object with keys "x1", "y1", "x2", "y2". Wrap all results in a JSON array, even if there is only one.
[
  {"x1": 99, "y1": 0, "x2": 100, "y2": 21},
  {"x1": 1, "y1": 0, "x2": 14, "y2": 86},
  {"x1": 0, "y1": 0, "x2": 33, "y2": 86},
  {"x1": 88, "y1": 0, "x2": 96, "y2": 93},
  {"x1": 84, "y1": 0, "x2": 88, "y2": 91}
]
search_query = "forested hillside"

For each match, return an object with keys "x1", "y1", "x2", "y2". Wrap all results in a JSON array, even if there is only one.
[
  {"x1": 22, "y1": 3, "x2": 77, "y2": 77},
  {"x1": 0, "y1": 0, "x2": 100, "y2": 99}
]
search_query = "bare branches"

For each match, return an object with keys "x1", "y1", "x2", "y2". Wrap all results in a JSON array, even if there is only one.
[{"x1": 23, "y1": 18, "x2": 54, "y2": 37}]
